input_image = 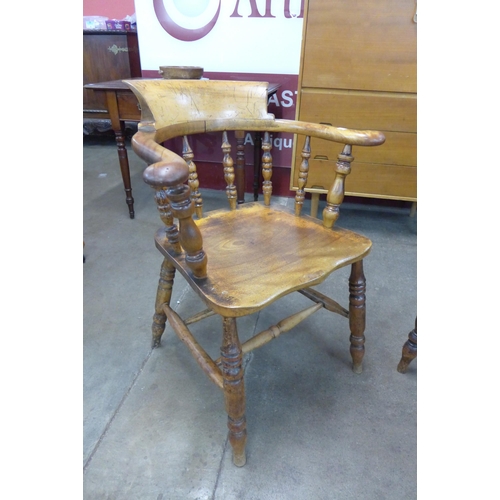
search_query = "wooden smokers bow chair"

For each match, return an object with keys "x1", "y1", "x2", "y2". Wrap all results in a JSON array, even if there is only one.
[{"x1": 124, "y1": 79, "x2": 385, "y2": 467}]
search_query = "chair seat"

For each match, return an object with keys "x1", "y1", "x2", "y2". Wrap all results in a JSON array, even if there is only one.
[{"x1": 155, "y1": 202, "x2": 372, "y2": 317}]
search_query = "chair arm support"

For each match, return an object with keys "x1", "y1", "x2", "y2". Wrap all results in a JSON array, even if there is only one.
[
  {"x1": 143, "y1": 159, "x2": 208, "y2": 280},
  {"x1": 131, "y1": 128, "x2": 184, "y2": 167},
  {"x1": 143, "y1": 159, "x2": 190, "y2": 190},
  {"x1": 322, "y1": 145, "x2": 354, "y2": 228}
]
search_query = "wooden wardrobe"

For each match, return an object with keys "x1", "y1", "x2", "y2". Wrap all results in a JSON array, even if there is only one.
[{"x1": 291, "y1": 0, "x2": 417, "y2": 214}]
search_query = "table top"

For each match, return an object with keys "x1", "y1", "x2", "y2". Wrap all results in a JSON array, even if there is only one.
[{"x1": 85, "y1": 79, "x2": 281, "y2": 95}]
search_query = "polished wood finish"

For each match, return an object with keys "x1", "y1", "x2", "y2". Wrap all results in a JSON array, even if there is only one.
[
  {"x1": 182, "y1": 136, "x2": 203, "y2": 218},
  {"x1": 164, "y1": 304, "x2": 223, "y2": 388},
  {"x1": 323, "y1": 144, "x2": 354, "y2": 229},
  {"x1": 349, "y1": 261, "x2": 367, "y2": 374},
  {"x1": 397, "y1": 317, "x2": 417, "y2": 373},
  {"x1": 125, "y1": 79, "x2": 385, "y2": 466},
  {"x1": 152, "y1": 258, "x2": 176, "y2": 348},
  {"x1": 291, "y1": 0, "x2": 417, "y2": 208},
  {"x1": 221, "y1": 317, "x2": 247, "y2": 467},
  {"x1": 240, "y1": 303, "x2": 322, "y2": 355},
  {"x1": 83, "y1": 32, "x2": 142, "y2": 218},
  {"x1": 222, "y1": 131, "x2": 238, "y2": 210},
  {"x1": 301, "y1": 0, "x2": 416, "y2": 93},
  {"x1": 83, "y1": 31, "x2": 141, "y2": 118},
  {"x1": 84, "y1": 79, "x2": 280, "y2": 218}
]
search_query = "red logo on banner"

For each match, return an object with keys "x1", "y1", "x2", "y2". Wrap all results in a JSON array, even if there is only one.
[
  {"x1": 153, "y1": 0, "x2": 221, "y2": 42},
  {"x1": 154, "y1": 1, "x2": 304, "y2": 42}
]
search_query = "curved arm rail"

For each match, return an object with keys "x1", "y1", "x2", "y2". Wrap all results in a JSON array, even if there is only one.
[{"x1": 131, "y1": 120, "x2": 385, "y2": 170}]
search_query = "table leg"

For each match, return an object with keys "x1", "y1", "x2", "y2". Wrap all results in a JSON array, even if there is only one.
[
  {"x1": 310, "y1": 193, "x2": 320, "y2": 218},
  {"x1": 105, "y1": 90, "x2": 135, "y2": 219},
  {"x1": 253, "y1": 132, "x2": 262, "y2": 201},
  {"x1": 397, "y1": 317, "x2": 417, "y2": 373},
  {"x1": 235, "y1": 131, "x2": 245, "y2": 204},
  {"x1": 409, "y1": 202, "x2": 417, "y2": 217}
]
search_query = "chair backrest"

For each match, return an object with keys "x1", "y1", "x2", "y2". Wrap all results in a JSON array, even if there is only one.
[
  {"x1": 125, "y1": 79, "x2": 275, "y2": 131},
  {"x1": 124, "y1": 78, "x2": 385, "y2": 214},
  {"x1": 124, "y1": 79, "x2": 385, "y2": 279}
]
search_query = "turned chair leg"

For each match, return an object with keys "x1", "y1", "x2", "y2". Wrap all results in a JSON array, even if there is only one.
[
  {"x1": 397, "y1": 317, "x2": 417, "y2": 373},
  {"x1": 152, "y1": 258, "x2": 176, "y2": 348},
  {"x1": 349, "y1": 260, "x2": 366, "y2": 374},
  {"x1": 221, "y1": 317, "x2": 247, "y2": 467}
]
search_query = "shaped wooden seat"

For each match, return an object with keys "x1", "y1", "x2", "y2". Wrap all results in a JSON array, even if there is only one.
[
  {"x1": 154, "y1": 202, "x2": 372, "y2": 316},
  {"x1": 124, "y1": 79, "x2": 385, "y2": 467}
]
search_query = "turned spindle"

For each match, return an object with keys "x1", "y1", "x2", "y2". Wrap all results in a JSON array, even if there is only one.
[
  {"x1": 262, "y1": 132, "x2": 273, "y2": 206},
  {"x1": 154, "y1": 189, "x2": 181, "y2": 253},
  {"x1": 294, "y1": 136, "x2": 311, "y2": 216},
  {"x1": 222, "y1": 131, "x2": 237, "y2": 210},
  {"x1": 182, "y1": 135, "x2": 203, "y2": 219},
  {"x1": 323, "y1": 145, "x2": 354, "y2": 228}
]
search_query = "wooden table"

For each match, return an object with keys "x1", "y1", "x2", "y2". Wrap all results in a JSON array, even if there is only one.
[{"x1": 84, "y1": 79, "x2": 281, "y2": 218}]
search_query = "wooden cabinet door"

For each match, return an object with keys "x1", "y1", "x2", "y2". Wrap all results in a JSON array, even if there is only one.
[
  {"x1": 301, "y1": 0, "x2": 417, "y2": 93},
  {"x1": 83, "y1": 31, "x2": 141, "y2": 114}
]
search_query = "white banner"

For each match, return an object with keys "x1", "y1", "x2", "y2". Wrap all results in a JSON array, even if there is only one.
[
  {"x1": 134, "y1": 0, "x2": 304, "y2": 74},
  {"x1": 133, "y1": 0, "x2": 305, "y2": 170}
]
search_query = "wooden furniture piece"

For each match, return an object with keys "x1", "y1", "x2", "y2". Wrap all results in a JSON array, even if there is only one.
[
  {"x1": 397, "y1": 317, "x2": 417, "y2": 373},
  {"x1": 124, "y1": 79, "x2": 385, "y2": 466},
  {"x1": 83, "y1": 31, "x2": 142, "y2": 219},
  {"x1": 84, "y1": 79, "x2": 280, "y2": 218},
  {"x1": 83, "y1": 30, "x2": 142, "y2": 121},
  {"x1": 84, "y1": 79, "x2": 142, "y2": 219},
  {"x1": 291, "y1": 0, "x2": 417, "y2": 216}
]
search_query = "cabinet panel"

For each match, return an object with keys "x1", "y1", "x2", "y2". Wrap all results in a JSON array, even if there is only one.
[
  {"x1": 83, "y1": 31, "x2": 142, "y2": 115},
  {"x1": 348, "y1": 163, "x2": 416, "y2": 200},
  {"x1": 301, "y1": 0, "x2": 417, "y2": 92},
  {"x1": 298, "y1": 91, "x2": 416, "y2": 133},
  {"x1": 117, "y1": 92, "x2": 141, "y2": 120},
  {"x1": 292, "y1": 159, "x2": 417, "y2": 201},
  {"x1": 292, "y1": 0, "x2": 417, "y2": 202},
  {"x1": 304, "y1": 131, "x2": 416, "y2": 168}
]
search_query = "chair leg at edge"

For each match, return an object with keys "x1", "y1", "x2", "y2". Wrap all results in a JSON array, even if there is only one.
[
  {"x1": 152, "y1": 258, "x2": 176, "y2": 348},
  {"x1": 397, "y1": 317, "x2": 417, "y2": 373},
  {"x1": 349, "y1": 260, "x2": 366, "y2": 374},
  {"x1": 221, "y1": 317, "x2": 247, "y2": 467}
]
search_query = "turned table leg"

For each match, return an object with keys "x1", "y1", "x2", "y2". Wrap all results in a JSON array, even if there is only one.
[
  {"x1": 349, "y1": 260, "x2": 366, "y2": 374},
  {"x1": 221, "y1": 317, "x2": 247, "y2": 466},
  {"x1": 253, "y1": 132, "x2": 262, "y2": 201},
  {"x1": 397, "y1": 317, "x2": 417, "y2": 373},
  {"x1": 235, "y1": 131, "x2": 246, "y2": 204},
  {"x1": 105, "y1": 90, "x2": 135, "y2": 219}
]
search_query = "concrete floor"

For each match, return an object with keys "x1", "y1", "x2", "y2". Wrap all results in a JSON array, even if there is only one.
[{"x1": 83, "y1": 135, "x2": 417, "y2": 499}]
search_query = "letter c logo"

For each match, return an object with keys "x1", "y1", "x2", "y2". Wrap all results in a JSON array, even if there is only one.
[{"x1": 153, "y1": 0, "x2": 222, "y2": 42}]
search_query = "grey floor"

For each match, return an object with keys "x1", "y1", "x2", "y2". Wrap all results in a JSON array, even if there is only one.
[{"x1": 83, "y1": 135, "x2": 417, "y2": 500}]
